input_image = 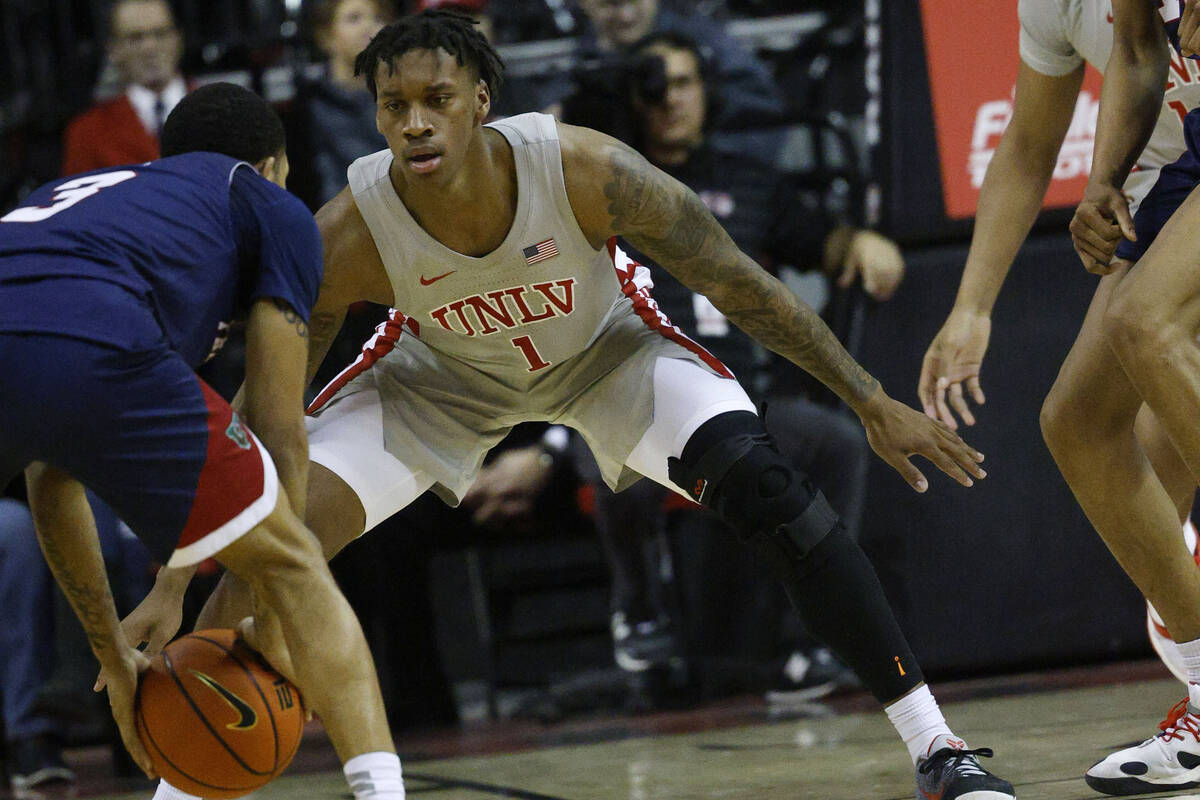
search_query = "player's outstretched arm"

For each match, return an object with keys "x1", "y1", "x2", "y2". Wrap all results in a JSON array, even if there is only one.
[
  {"x1": 1072, "y1": 0, "x2": 1168, "y2": 273},
  {"x1": 920, "y1": 61, "x2": 1084, "y2": 428},
  {"x1": 560, "y1": 125, "x2": 986, "y2": 492},
  {"x1": 23, "y1": 463, "x2": 155, "y2": 779}
]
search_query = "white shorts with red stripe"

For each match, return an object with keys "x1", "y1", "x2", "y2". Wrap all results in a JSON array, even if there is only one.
[{"x1": 306, "y1": 352, "x2": 754, "y2": 535}]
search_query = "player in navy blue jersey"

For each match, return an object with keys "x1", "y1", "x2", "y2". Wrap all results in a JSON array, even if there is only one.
[{"x1": 0, "y1": 82, "x2": 402, "y2": 799}]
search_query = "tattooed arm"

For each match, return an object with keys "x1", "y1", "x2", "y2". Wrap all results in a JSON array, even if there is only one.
[
  {"x1": 560, "y1": 124, "x2": 986, "y2": 491},
  {"x1": 24, "y1": 463, "x2": 155, "y2": 778}
]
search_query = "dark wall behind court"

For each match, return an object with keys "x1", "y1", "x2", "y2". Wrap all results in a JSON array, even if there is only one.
[{"x1": 855, "y1": 235, "x2": 1150, "y2": 676}]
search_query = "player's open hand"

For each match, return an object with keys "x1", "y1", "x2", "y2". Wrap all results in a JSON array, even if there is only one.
[
  {"x1": 95, "y1": 568, "x2": 189, "y2": 691},
  {"x1": 919, "y1": 307, "x2": 990, "y2": 429},
  {"x1": 103, "y1": 646, "x2": 156, "y2": 780},
  {"x1": 1070, "y1": 182, "x2": 1134, "y2": 275},
  {"x1": 857, "y1": 390, "x2": 986, "y2": 493},
  {"x1": 1181, "y1": 0, "x2": 1200, "y2": 57}
]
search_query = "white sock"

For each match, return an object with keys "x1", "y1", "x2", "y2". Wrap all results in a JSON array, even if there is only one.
[
  {"x1": 884, "y1": 685, "x2": 956, "y2": 764},
  {"x1": 1178, "y1": 637, "x2": 1200, "y2": 710},
  {"x1": 344, "y1": 751, "x2": 405, "y2": 799},
  {"x1": 151, "y1": 781, "x2": 203, "y2": 800}
]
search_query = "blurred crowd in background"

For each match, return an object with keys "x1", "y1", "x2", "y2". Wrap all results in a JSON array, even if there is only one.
[{"x1": 0, "y1": 0, "x2": 903, "y2": 792}]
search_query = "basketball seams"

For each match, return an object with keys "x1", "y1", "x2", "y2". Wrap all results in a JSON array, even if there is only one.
[
  {"x1": 163, "y1": 643, "x2": 275, "y2": 779},
  {"x1": 192, "y1": 632, "x2": 285, "y2": 773},
  {"x1": 148, "y1": 650, "x2": 265, "y2": 793}
]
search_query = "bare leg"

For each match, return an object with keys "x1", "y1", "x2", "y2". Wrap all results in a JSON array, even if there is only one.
[
  {"x1": 1041, "y1": 268, "x2": 1200, "y2": 641},
  {"x1": 213, "y1": 483, "x2": 392, "y2": 762},
  {"x1": 197, "y1": 462, "x2": 368, "y2": 630},
  {"x1": 1106, "y1": 186, "x2": 1200, "y2": 485},
  {"x1": 1135, "y1": 404, "x2": 1195, "y2": 525}
]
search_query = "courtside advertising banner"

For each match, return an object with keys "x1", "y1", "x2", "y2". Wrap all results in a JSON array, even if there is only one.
[{"x1": 917, "y1": 0, "x2": 1103, "y2": 219}]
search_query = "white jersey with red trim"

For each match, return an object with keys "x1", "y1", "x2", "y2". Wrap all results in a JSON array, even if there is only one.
[
  {"x1": 309, "y1": 112, "x2": 735, "y2": 505},
  {"x1": 1019, "y1": 0, "x2": 1200, "y2": 209},
  {"x1": 345, "y1": 112, "x2": 647, "y2": 382}
]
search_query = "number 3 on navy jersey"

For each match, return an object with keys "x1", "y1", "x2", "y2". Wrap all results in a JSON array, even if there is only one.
[{"x1": 2, "y1": 171, "x2": 138, "y2": 223}]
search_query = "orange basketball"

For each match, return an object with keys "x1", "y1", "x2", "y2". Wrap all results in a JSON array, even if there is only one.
[{"x1": 135, "y1": 629, "x2": 304, "y2": 799}]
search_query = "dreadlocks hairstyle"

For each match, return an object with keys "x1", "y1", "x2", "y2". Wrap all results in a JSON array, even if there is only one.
[
  {"x1": 354, "y1": 10, "x2": 504, "y2": 102},
  {"x1": 160, "y1": 82, "x2": 286, "y2": 164}
]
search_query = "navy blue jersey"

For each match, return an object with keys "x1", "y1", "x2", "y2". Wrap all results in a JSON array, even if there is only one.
[{"x1": 0, "y1": 152, "x2": 322, "y2": 367}]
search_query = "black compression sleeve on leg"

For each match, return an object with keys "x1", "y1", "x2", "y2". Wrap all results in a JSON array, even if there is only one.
[{"x1": 771, "y1": 524, "x2": 923, "y2": 703}]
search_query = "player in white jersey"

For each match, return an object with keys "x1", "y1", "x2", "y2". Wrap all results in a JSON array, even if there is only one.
[
  {"x1": 919, "y1": 0, "x2": 1200, "y2": 695},
  {"x1": 953, "y1": 0, "x2": 1200, "y2": 793},
  {"x1": 128, "y1": 11, "x2": 1014, "y2": 800}
]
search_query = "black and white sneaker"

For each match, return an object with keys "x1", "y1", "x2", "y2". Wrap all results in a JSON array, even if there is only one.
[
  {"x1": 765, "y1": 647, "x2": 861, "y2": 704},
  {"x1": 1086, "y1": 698, "x2": 1200, "y2": 795},
  {"x1": 915, "y1": 739, "x2": 1015, "y2": 800},
  {"x1": 9, "y1": 734, "x2": 75, "y2": 789},
  {"x1": 611, "y1": 612, "x2": 677, "y2": 673}
]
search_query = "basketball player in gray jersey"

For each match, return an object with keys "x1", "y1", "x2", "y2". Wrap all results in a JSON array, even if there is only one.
[{"x1": 132, "y1": 11, "x2": 1015, "y2": 800}]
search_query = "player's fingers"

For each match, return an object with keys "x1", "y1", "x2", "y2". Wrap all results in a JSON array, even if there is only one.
[
  {"x1": 1113, "y1": 198, "x2": 1137, "y2": 241},
  {"x1": 938, "y1": 430, "x2": 988, "y2": 477},
  {"x1": 947, "y1": 381, "x2": 975, "y2": 427},
  {"x1": 927, "y1": 444, "x2": 976, "y2": 487},
  {"x1": 95, "y1": 668, "x2": 108, "y2": 692},
  {"x1": 1073, "y1": 239, "x2": 1115, "y2": 274},
  {"x1": 966, "y1": 375, "x2": 985, "y2": 406},
  {"x1": 885, "y1": 453, "x2": 928, "y2": 493},
  {"x1": 918, "y1": 367, "x2": 938, "y2": 418},
  {"x1": 933, "y1": 376, "x2": 958, "y2": 430}
]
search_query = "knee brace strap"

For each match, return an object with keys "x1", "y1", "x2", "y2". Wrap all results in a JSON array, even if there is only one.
[
  {"x1": 667, "y1": 431, "x2": 767, "y2": 505},
  {"x1": 668, "y1": 429, "x2": 840, "y2": 562}
]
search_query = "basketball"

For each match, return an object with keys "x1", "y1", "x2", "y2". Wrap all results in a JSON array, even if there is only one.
[{"x1": 135, "y1": 629, "x2": 304, "y2": 799}]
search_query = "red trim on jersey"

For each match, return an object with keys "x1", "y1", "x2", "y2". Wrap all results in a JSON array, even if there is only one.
[
  {"x1": 307, "y1": 309, "x2": 413, "y2": 414},
  {"x1": 177, "y1": 380, "x2": 266, "y2": 550},
  {"x1": 607, "y1": 237, "x2": 734, "y2": 379}
]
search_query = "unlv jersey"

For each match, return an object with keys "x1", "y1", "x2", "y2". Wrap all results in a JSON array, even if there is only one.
[
  {"x1": 0, "y1": 152, "x2": 321, "y2": 367},
  {"x1": 345, "y1": 112, "x2": 649, "y2": 382},
  {"x1": 311, "y1": 113, "x2": 731, "y2": 505}
]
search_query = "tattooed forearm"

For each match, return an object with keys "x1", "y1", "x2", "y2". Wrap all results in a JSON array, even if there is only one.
[
  {"x1": 272, "y1": 298, "x2": 309, "y2": 339},
  {"x1": 602, "y1": 145, "x2": 879, "y2": 407},
  {"x1": 26, "y1": 467, "x2": 123, "y2": 660},
  {"x1": 39, "y1": 529, "x2": 119, "y2": 654}
]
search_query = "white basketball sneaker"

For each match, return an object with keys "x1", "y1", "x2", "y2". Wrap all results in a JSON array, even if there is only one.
[{"x1": 1085, "y1": 699, "x2": 1200, "y2": 795}]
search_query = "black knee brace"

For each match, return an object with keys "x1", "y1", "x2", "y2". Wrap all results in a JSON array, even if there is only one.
[
  {"x1": 669, "y1": 411, "x2": 923, "y2": 702},
  {"x1": 667, "y1": 411, "x2": 840, "y2": 572}
]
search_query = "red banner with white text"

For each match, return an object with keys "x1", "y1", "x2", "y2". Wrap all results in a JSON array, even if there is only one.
[{"x1": 917, "y1": 0, "x2": 1104, "y2": 219}]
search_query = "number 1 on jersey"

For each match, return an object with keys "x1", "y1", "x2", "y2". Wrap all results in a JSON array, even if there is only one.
[{"x1": 511, "y1": 335, "x2": 551, "y2": 372}]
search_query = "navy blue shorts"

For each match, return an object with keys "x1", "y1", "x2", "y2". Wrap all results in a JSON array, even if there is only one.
[
  {"x1": 1116, "y1": 108, "x2": 1200, "y2": 262},
  {"x1": 0, "y1": 283, "x2": 277, "y2": 567}
]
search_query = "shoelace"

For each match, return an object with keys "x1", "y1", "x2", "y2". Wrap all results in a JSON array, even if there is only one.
[
  {"x1": 1159, "y1": 699, "x2": 1200, "y2": 743},
  {"x1": 918, "y1": 747, "x2": 996, "y2": 778}
]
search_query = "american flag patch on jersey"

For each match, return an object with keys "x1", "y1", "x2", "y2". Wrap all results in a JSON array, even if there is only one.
[{"x1": 523, "y1": 238, "x2": 559, "y2": 265}]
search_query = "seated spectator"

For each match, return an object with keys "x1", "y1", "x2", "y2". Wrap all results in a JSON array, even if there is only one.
[
  {"x1": 61, "y1": 0, "x2": 186, "y2": 175},
  {"x1": 290, "y1": 0, "x2": 393, "y2": 209},
  {"x1": 554, "y1": 0, "x2": 785, "y2": 141},
  {"x1": 592, "y1": 31, "x2": 903, "y2": 703},
  {"x1": 1, "y1": 479, "x2": 152, "y2": 790}
]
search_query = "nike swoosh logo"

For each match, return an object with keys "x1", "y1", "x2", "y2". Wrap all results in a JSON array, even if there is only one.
[
  {"x1": 190, "y1": 669, "x2": 258, "y2": 730},
  {"x1": 420, "y1": 270, "x2": 456, "y2": 285}
]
